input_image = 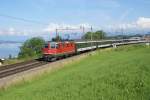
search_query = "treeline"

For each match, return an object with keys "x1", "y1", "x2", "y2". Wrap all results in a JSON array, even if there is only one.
[{"x1": 52, "y1": 30, "x2": 107, "y2": 41}]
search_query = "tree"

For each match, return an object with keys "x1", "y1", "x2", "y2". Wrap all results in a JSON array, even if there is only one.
[
  {"x1": 18, "y1": 37, "x2": 45, "y2": 58},
  {"x1": 95, "y1": 30, "x2": 106, "y2": 40},
  {"x1": 83, "y1": 32, "x2": 93, "y2": 40},
  {"x1": 82, "y1": 30, "x2": 106, "y2": 40}
]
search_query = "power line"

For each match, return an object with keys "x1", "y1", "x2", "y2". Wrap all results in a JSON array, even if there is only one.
[{"x1": 0, "y1": 13, "x2": 48, "y2": 26}]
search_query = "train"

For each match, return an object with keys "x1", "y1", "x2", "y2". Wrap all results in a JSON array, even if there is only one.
[{"x1": 42, "y1": 39, "x2": 143, "y2": 61}]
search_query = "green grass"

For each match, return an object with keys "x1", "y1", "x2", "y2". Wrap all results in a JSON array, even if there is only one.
[{"x1": 0, "y1": 45, "x2": 150, "y2": 100}]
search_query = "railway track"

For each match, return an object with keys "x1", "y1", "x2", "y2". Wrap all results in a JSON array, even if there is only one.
[{"x1": 0, "y1": 59, "x2": 48, "y2": 78}]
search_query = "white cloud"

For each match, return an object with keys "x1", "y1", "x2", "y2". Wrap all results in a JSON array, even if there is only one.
[
  {"x1": 0, "y1": 23, "x2": 92, "y2": 37},
  {"x1": 136, "y1": 17, "x2": 150, "y2": 28},
  {"x1": 9, "y1": 27, "x2": 15, "y2": 35},
  {"x1": 0, "y1": 27, "x2": 16, "y2": 35},
  {"x1": 43, "y1": 23, "x2": 92, "y2": 32},
  {"x1": 0, "y1": 27, "x2": 33, "y2": 36},
  {"x1": 1, "y1": 17, "x2": 150, "y2": 36},
  {"x1": 107, "y1": 17, "x2": 150, "y2": 31}
]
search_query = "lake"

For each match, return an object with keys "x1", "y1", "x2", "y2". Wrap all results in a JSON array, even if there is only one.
[{"x1": 0, "y1": 43, "x2": 22, "y2": 59}]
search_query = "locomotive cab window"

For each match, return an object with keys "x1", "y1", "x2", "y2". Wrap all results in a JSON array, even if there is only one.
[
  {"x1": 44, "y1": 43, "x2": 49, "y2": 48},
  {"x1": 50, "y1": 42, "x2": 57, "y2": 48}
]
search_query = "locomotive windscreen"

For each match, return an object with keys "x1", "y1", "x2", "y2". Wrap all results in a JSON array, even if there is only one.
[
  {"x1": 50, "y1": 42, "x2": 56, "y2": 48},
  {"x1": 50, "y1": 42, "x2": 59, "y2": 48},
  {"x1": 44, "y1": 43, "x2": 49, "y2": 48}
]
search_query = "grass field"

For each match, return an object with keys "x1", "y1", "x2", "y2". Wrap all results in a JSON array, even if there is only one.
[{"x1": 0, "y1": 45, "x2": 150, "y2": 100}]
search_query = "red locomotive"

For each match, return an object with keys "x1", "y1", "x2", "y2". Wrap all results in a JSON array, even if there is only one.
[{"x1": 42, "y1": 41, "x2": 76, "y2": 61}]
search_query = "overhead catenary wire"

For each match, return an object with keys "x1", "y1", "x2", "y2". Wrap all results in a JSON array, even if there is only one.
[
  {"x1": 0, "y1": 13, "x2": 49, "y2": 26},
  {"x1": 0, "y1": 13, "x2": 93, "y2": 30},
  {"x1": 0, "y1": 13, "x2": 51, "y2": 36},
  {"x1": 0, "y1": 13, "x2": 94, "y2": 40}
]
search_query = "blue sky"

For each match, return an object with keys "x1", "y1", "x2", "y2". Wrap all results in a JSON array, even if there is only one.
[{"x1": 0, "y1": 0, "x2": 150, "y2": 41}]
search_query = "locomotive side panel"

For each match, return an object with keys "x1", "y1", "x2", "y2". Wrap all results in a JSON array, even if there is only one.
[{"x1": 42, "y1": 42, "x2": 76, "y2": 61}]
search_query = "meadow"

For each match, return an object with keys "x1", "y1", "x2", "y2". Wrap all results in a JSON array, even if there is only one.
[{"x1": 0, "y1": 44, "x2": 150, "y2": 100}]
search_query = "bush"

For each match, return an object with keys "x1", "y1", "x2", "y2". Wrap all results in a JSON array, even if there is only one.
[{"x1": 18, "y1": 37, "x2": 45, "y2": 59}]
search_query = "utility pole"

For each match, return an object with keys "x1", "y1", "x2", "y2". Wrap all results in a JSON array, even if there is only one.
[
  {"x1": 121, "y1": 27, "x2": 124, "y2": 41},
  {"x1": 55, "y1": 28, "x2": 58, "y2": 41},
  {"x1": 82, "y1": 26, "x2": 85, "y2": 40},
  {"x1": 82, "y1": 26, "x2": 85, "y2": 34},
  {"x1": 90, "y1": 26, "x2": 93, "y2": 41},
  {"x1": 91, "y1": 26, "x2": 93, "y2": 50}
]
